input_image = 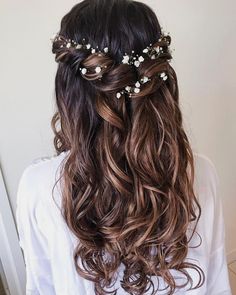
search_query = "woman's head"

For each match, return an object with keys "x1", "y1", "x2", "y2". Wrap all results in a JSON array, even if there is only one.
[{"x1": 51, "y1": 0, "x2": 205, "y2": 294}]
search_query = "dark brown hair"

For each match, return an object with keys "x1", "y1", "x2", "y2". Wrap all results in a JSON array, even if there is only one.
[{"x1": 51, "y1": 0, "x2": 205, "y2": 294}]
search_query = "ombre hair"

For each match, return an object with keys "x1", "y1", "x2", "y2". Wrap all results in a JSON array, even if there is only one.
[{"x1": 51, "y1": 0, "x2": 205, "y2": 294}]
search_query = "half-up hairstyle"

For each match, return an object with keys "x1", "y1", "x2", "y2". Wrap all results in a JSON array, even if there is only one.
[{"x1": 51, "y1": 0, "x2": 205, "y2": 294}]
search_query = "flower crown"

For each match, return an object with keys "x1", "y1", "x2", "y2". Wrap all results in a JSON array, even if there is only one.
[{"x1": 51, "y1": 30, "x2": 173, "y2": 99}]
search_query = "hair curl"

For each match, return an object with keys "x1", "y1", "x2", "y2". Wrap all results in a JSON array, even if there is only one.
[{"x1": 51, "y1": 0, "x2": 205, "y2": 294}]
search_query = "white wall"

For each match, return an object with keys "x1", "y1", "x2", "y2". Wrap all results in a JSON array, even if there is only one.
[{"x1": 0, "y1": 0, "x2": 235, "y2": 274}]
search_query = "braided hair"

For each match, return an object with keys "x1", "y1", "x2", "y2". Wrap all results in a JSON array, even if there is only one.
[{"x1": 52, "y1": 31, "x2": 173, "y2": 99}]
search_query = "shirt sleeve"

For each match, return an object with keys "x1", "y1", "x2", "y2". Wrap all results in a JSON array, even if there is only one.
[
  {"x1": 15, "y1": 165, "x2": 56, "y2": 295},
  {"x1": 206, "y1": 161, "x2": 232, "y2": 295}
]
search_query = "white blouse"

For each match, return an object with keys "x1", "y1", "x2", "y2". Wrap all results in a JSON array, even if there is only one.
[{"x1": 15, "y1": 151, "x2": 232, "y2": 294}]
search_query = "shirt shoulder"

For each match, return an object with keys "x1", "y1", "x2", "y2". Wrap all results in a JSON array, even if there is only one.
[
  {"x1": 192, "y1": 152, "x2": 225, "y2": 249},
  {"x1": 193, "y1": 151, "x2": 219, "y2": 182},
  {"x1": 22, "y1": 151, "x2": 69, "y2": 183},
  {"x1": 192, "y1": 152, "x2": 219, "y2": 199},
  {"x1": 16, "y1": 151, "x2": 69, "y2": 211},
  {"x1": 192, "y1": 154, "x2": 231, "y2": 294}
]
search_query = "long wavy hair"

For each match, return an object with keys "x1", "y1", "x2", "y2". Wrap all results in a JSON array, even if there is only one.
[{"x1": 51, "y1": 0, "x2": 205, "y2": 294}]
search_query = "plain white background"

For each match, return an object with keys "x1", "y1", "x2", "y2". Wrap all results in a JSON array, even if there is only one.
[{"x1": 0, "y1": 0, "x2": 235, "y2": 289}]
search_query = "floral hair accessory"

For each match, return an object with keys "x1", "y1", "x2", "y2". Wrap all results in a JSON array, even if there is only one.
[
  {"x1": 51, "y1": 31, "x2": 172, "y2": 67},
  {"x1": 121, "y1": 32, "x2": 172, "y2": 67},
  {"x1": 115, "y1": 71, "x2": 168, "y2": 99},
  {"x1": 115, "y1": 76, "x2": 150, "y2": 98},
  {"x1": 51, "y1": 34, "x2": 109, "y2": 54},
  {"x1": 51, "y1": 30, "x2": 172, "y2": 99}
]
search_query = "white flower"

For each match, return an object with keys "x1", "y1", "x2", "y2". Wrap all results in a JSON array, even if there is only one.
[
  {"x1": 135, "y1": 81, "x2": 141, "y2": 88},
  {"x1": 81, "y1": 68, "x2": 87, "y2": 75},
  {"x1": 125, "y1": 86, "x2": 131, "y2": 92},
  {"x1": 116, "y1": 92, "x2": 121, "y2": 99},
  {"x1": 143, "y1": 48, "x2": 149, "y2": 53},
  {"x1": 138, "y1": 56, "x2": 144, "y2": 62},
  {"x1": 151, "y1": 55, "x2": 156, "y2": 59},
  {"x1": 122, "y1": 55, "x2": 130, "y2": 64},
  {"x1": 86, "y1": 43, "x2": 91, "y2": 49},
  {"x1": 76, "y1": 44, "x2": 82, "y2": 49},
  {"x1": 154, "y1": 46, "x2": 160, "y2": 53},
  {"x1": 160, "y1": 72, "x2": 168, "y2": 80},
  {"x1": 134, "y1": 60, "x2": 140, "y2": 67},
  {"x1": 103, "y1": 47, "x2": 109, "y2": 53},
  {"x1": 95, "y1": 66, "x2": 102, "y2": 73},
  {"x1": 66, "y1": 42, "x2": 71, "y2": 48},
  {"x1": 134, "y1": 87, "x2": 140, "y2": 93},
  {"x1": 143, "y1": 76, "x2": 149, "y2": 83},
  {"x1": 91, "y1": 48, "x2": 96, "y2": 53}
]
